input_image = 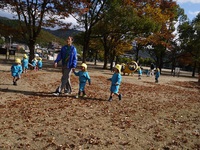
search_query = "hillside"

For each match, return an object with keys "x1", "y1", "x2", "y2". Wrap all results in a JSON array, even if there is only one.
[{"x1": 0, "y1": 17, "x2": 81, "y2": 46}]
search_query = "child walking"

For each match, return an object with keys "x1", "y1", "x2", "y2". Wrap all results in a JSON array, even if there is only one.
[
  {"x1": 37, "y1": 57, "x2": 43, "y2": 70},
  {"x1": 11, "y1": 58, "x2": 23, "y2": 85},
  {"x1": 31, "y1": 58, "x2": 38, "y2": 70},
  {"x1": 21, "y1": 54, "x2": 29, "y2": 73},
  {"x1": 108, "y1": 64, "x2": 122, "y2": 102},
  {"x1": 155, "y1": 68, "x2": 160, "y2": 83},
  {"x1": 73, "y1": 63, "x2": 91, "y2": 98},
  {"x1": 138, "y1": 66, "x2": 142, "y2": 79}
]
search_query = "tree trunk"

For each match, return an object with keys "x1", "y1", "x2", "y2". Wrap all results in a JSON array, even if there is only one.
[
  {"x1": 28, "y1": 40, "x2": 35, "y2": 63},
  {"x1": 192, "y1": 61, "x2": 196, "y2": 77}
]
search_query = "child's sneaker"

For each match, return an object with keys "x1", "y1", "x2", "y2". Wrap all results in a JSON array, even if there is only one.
[
  {"x1": 83, "y1": 94, "x2": 87, "y2": 98},
  {"x1": 13, "y1": 81, "x2": 17, "y2": 86},
  {"x1": 118, "y1": 94, "x2": 122, "y2": 100},
  {"x1": 108, "y1": 97, "x2": 112, "y2": 102},
  {"x1": 75, "y1": 95, "x2": 79, "y2": 99}
]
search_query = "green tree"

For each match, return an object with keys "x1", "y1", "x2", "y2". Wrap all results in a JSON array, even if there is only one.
[
  {"x1": 74, "y1": 0, "x2": 107, "y2": 63},
  {"x1": 178, "y1": 13, "x2": 200, "y2": 79}
]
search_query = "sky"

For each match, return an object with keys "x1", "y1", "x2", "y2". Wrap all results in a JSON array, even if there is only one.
[
  {"x1": 176, "y1": 0, "x2": 200, "y2": 21},
  {"x1": 0, "y1": 1, "x2": 199, "y2": 25}
]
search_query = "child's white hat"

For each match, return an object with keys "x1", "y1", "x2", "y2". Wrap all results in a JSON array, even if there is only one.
[
  {"x1": 81, "y1": 63, "x2": 87, "y2": 70},
  {"x1": 115, "y1": 64, "x2": 121, "y2": 74}
]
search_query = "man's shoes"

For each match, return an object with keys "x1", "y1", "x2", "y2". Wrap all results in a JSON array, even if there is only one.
[
  {"x1": 118, "y1": 94, "x2": 122, "y2": 100},
  {"x1": 75, "y1": 95, "x2": 79, "y2": 98},
  {"x1": 64, "y1": 92, "x2": 71, "y2": 95},
  {"x1": 53, "y1": 92, "x2": 60, "y2": 96}
]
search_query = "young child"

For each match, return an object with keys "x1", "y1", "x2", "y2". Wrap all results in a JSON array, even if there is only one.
[
  {"x1": 108, "y1": 64, "x2": 122, "y2": 102},
  {"x1": 155, "y1": 68, "x2": 160, "y2": 83},
  {"x1": 138, "y1": 66, "x2": 142, "y2": 79},
  {"x1": 37, "y1": 57, "x2": 43, "y2": 70},
  {"x1": 11, "y1": 58, "x2": 23, "y2": 85},
  {"x1": 21, "y1": 54, "x2": 29, "y2": 73},
  {"x1": 31, "y1": 58, "x2": 38, "y2": 70},
  {"x1": 73, "y1": 63, "x2": 91, "y2": 98}
]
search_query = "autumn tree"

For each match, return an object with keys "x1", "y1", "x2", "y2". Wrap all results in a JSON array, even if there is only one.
[
  {"x1": 131, "y1": 0, "x2": 181, "y2": 72},
  {"x1": 91, "y1": 0, "x2": 161, "y2": 69},
  {"x1": 0, "y1": 0, "x2": 88, "y2": 62}
]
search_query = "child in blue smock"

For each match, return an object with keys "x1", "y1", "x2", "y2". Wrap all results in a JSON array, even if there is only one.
[
  {"x1": 73, "y1": 63, "x2": 91, "y2": 98},
  {"x1": 37, "y1": 57, "x2": 43, "y2": 70},
  {"x1": 155, "y1": 68, "x2": 160, "y2": 83},
  {"x1": 21, "y1": 54, "x2": 29, "y2": 73},
  {"x1": 108, "y1": 64, "x2": 122, "y2": 101},
  {"x1": 138, "y1": 66, "x2": 142, "y2": 80},
  {"x1": 31, "y1": 58, "x2": 38, "y2": 70},
  {"x1": 11, "y1": 58, "x2": 23, "y2": 85}
]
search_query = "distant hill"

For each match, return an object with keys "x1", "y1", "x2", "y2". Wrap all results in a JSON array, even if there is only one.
[
  {"x1": 0, "y1": 16, "x2": 82, "y2": 46},
  {"x1": 43, "y1": 28, "x2": 82, "y2": 39}
]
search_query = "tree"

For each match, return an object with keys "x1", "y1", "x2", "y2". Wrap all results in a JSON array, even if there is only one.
[
  {"x1": 178, "y1": 13, "x2": 200, "y2": 79},
  {"x1": 0, "y1": 0, "x2": 87, "y2": 62},
  {"x1": 73, "y1": 0, "x2": 107, "y2": 63},
  {"x1": 91, "y1": 0, "x2": 162, "y2": 69},
  {"x1": 135, "y1": 0, "x2": 181, "y2": 72}
]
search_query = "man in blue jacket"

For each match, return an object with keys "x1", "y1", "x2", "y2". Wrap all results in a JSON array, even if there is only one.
[{"x1": 53, "y1": 36, "x2": 77, "y2": 96}]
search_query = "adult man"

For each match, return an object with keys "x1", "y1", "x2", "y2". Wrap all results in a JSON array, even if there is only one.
[{"x1": 53, "y1": 36, "x2": 77, "y2": 96}]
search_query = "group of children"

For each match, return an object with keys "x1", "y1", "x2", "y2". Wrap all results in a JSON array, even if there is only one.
[
  {"x1": 72, "y1": 63, "x2": 122, "y2": 101},
  {"x1": 11, "y1": 54, "x2": 43, "y2": 86},
  {"x1": 11, "y1": 57, "x2": 160, "y2": 101},
  {"x1": 137, "y1": 66, "x2": 160, "y2": 83}
]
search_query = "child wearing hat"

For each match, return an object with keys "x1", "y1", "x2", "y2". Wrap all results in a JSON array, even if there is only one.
[
  {"x1": 37, "y1": 57, "x2": 43, "y2": 70},
  {"x1": 21, "y1": 54, "x2": 29, "y2": 73},
  {"x1": 72, "y1": 63, "x2": 91, "y2": 98},
  {"x1": 31, "y1": 58, "x2": 38, "y2": 71},
  {"x1": 108, "y1": 64, "x2": 122, "y2": 101},
  {"x1": 11, "y1": 58, "x2": 23, "y2": 85},
  {"x1": 155, "y1": 68, "x2": 160, "y2": 83},
  {"x1": 138, "y1": 66, "x2": 142, "y2": 80}
]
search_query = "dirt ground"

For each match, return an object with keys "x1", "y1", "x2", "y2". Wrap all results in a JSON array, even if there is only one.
[{"x1": 0, "y1": 58, "x2": 200, "y2": 150}]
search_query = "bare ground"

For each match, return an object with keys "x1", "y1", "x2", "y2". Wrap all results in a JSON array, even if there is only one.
[{"x1": 0, "y1": 58, "x2": 200, "y2": 150}]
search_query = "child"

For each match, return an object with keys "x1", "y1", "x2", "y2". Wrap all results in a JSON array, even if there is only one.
[
  {"x1": 73, "y1": 63, "x2": 91, "y2": 98},
  {"x1": 138, "y1": 66, "x2": 142, "y2": 79},
  {"x1": 11, "y1": 58, "x2": 23, "y2": 85},
  {"x1": 108, "y1": 64, "x2": 122, "y2": 102},
  {"x1": 37, "y1": 57, "x2": 43, "y2": 70},
  {"x1": 21, "y1": 54, "x2": 29, "y2": 73},
  {"x1": 31, "y1": 58, "x2": 38, "y2": 70},
  {"x1": 155, "y1": 68, "x2": 160, "y2": 83}
]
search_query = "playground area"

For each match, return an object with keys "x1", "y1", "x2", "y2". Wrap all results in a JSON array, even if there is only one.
[{"x1": 0, "y1": 58, "x2": 199, "y2": 149}]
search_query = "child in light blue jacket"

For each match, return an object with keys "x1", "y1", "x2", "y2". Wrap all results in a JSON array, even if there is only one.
[
  {"x1": 155, "y1": 68, "x2": 160, "y2": 83},
  {"x1": 108, "y1": 64, "x2": 122, "y2": 101},
  {"x1": 21, "y1": 54, "x2": 29, "y2": 73},
  {"x1": 138, "y1": 66, "x2": 142, "y2": 80},
  {"x1": 73, "y1": 63, "x2": 91, "y2": 98},
  {"x1": 37, "y1": 57, "x2": 43, "y2": 70},
  {"x1": 11, "y1": 58, "x2": 23, "y2": 85}
]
